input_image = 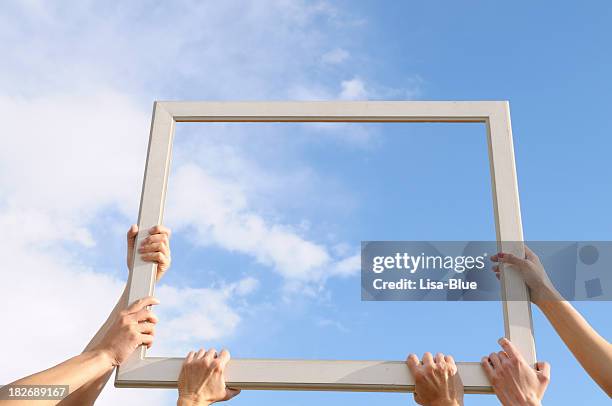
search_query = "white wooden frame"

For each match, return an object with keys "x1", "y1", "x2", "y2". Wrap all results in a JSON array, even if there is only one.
[{"x1": 115, "y1": 101, "x2": 535, "y2": 393}]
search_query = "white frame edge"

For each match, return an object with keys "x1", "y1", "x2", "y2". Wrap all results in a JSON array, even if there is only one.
[{"x1": 115, "y1": 101, "x2": 535, "y2": 393}]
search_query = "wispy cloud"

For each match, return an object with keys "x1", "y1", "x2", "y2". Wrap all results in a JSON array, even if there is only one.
[
  {"x1": 340, "y1": 77, "x2": 368, "y2": 100},
  {"x1": 167, "y1": 163, "x2": 359, "y2": 283},
  {"x1": 153, "y1": 277, "x2": 259, "y2": 348},
  {"x1": 317, "y1": 318, "x2": 350, "y2": 333},
  {"x1": 322, "y1": 48, "x2": 350, "y2": 64}
]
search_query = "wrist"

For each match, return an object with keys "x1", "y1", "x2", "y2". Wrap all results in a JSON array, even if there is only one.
[
  {"x1": 429, "y1": 400, "x2": 462, "y2": 406},
  {"x1": 177, "y1": 394, "x2": 210, "y2": 406},
  {"x1": 87, "y1": 348, "x2": 116, "y2": 370},
  {"x1": 532, "y1": 283, "x2": 562, "y2": 308}
]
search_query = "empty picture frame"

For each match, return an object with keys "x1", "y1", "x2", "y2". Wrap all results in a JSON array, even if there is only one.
[{"x1": 115, "y1": 101, "x2": 536, "y2": 393}]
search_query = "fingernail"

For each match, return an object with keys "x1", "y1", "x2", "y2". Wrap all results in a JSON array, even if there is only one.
[{"x1": 498, "y1": 337, "x2": 506, "y2": 345}]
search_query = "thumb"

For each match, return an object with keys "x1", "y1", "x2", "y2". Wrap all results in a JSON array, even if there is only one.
[
  {"x1": 524, "y1": 245, "x2": 539, "y2": 262},
  {"x1": 127, "y1": 224, "x2": 138, "y2": 248},
  {"x1": 536, "y1": 361, "x2": 551, "y2": 381}
]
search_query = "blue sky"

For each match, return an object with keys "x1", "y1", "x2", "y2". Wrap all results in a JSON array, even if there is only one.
[{"x1": 0, "y1": 1, "x2": 610, "y2": 405}]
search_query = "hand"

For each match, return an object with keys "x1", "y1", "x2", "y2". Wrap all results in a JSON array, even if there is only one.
[
  {"x1": 491, "y1": 245, "x2": 561, "y2": 305},
  {"x1": 127, "y1": 224, "x2": 172, "y2": 281},
  {"x1": 93, "y1": 296, "x2": 159, "y2": 366},
  {"x1": 177, "y1": 349, "x2": 240, "y2": 406},
  {"x1": 481, "y1": 338, "x2": 550, "y2": 406},
  {"x1": 406, "y1": 352, "x2": 463, "y2": 406}
]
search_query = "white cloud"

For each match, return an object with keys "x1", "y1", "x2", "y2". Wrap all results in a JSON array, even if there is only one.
[
  {"x1": 288, "y1": 84, "x2": 335, "y2": 101},
  {"x1": 0, "y1": 1, "x2": 359, "y2": 100},
  {"x1": 167, "y1": 164, "x2": 353, "y2": 282},
  {"x1": 332, "y1": 253, "x2": 361, "y2": 277},
  {"x1": 152, "y1": 277, "x2": 258, "y2": 350},
  {"x1": 322, "y1": 48, "x2": 350, "y2": 64},
  {"x1": 0, "y1": 91, "x2": 148, "y2": 217},
  {"x1": 290, "y1": 76, "x2": 373, "y2": 102},
  {"x1": 339, "y1": 77, "x2": 368, "y2": 100}
]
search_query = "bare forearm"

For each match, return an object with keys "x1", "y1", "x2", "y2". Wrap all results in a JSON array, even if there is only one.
[
  {"x1": 58, "y1": 286, "x2": 129, "y2": 406},
  {"x1": 56, "y1": 369, "x2": 114, "y2": 406},
  {"x1": 1, "y1": 350, "x2": 114, "y2": 406},
  {"x1": 537, "y1": 292, "x2": 612, "y2": 395}
]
